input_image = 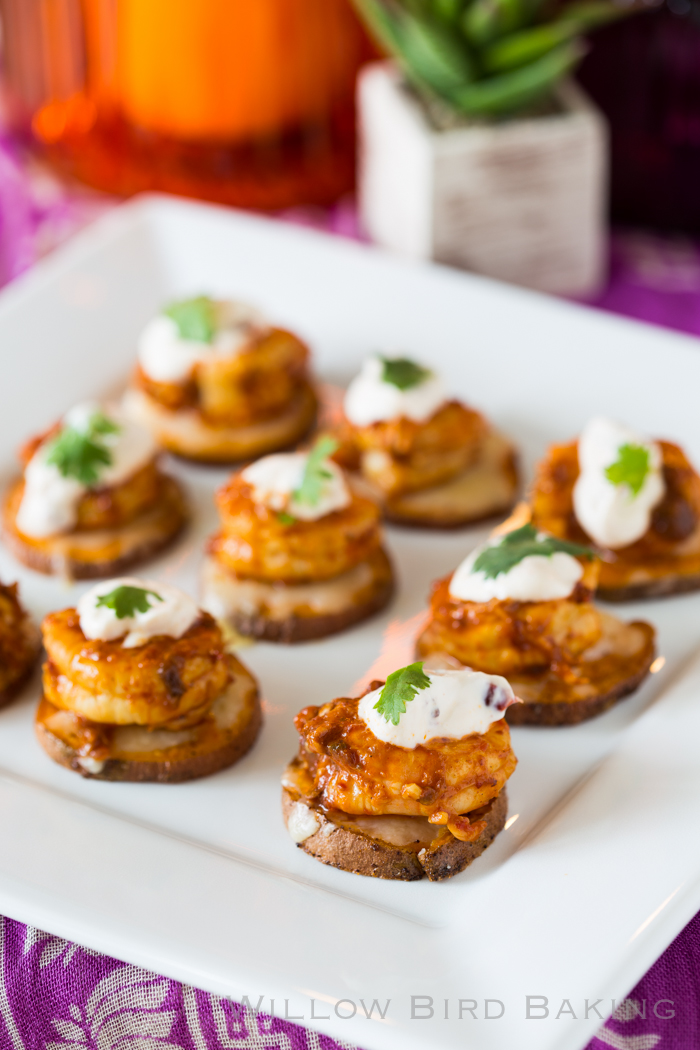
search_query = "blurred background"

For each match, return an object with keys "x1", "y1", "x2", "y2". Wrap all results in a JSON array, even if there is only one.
[{"x1": 0, "y1": 0, "x2": 699, "y2": 328}]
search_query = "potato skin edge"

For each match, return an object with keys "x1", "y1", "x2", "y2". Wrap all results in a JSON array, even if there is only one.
[
  {"x1": 212, "y1": 546, "x2": 396, "y2": 644},
  {"x1": 597, "y1": 573, "x2": 700, "y2": 602},
  {"x1": 282, "y1": 783, "x2": 507, "y2": 882},
  {"x1": 383, "y1": 447, "x2": 519, "y2": 529},
  {"x1": 505, "y1": 630, "x2": 655, "y2": 726},
  {"x1": 229, "y1": 579, "x2": 395, "y2": 644},
  {"x1": 132, "y1": 382, "x2": 317, "y2": 465},
  {"x1": 35, "y1": 691, "x2": 262, "y2": 783}
]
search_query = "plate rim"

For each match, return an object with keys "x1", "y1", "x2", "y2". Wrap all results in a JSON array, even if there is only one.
[{"x1": 1, "y1": 193, "x2": 699, "y2": 1050}]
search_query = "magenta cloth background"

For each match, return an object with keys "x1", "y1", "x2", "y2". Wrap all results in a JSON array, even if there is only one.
[{"x1": 1, "y1": 134, "x2": 700, "y2": 1050}]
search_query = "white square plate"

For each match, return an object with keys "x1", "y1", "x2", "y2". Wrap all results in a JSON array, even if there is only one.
[{"x1": 1, "y1": 195, "x2": 700, "y2": 1050}]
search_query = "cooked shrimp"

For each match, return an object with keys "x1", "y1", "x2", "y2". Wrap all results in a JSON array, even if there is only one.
[
  {"x1": 417, "y1": 568, "x2": 603, "y2": 677},
  {"x1": 336, "y1": 401, "x2": 486, "y2": 497},
  {"x1": 295, "y1": 694, "x2": 516, "y2": 821},
  {"x1": 210, "y1": 474, "x2": 382, "y2": 583},
  {"x1": 42, "y1": 608, "x2": 230, "y2": 727},
  {"x1": 136, "y1": 328, "x2": 310, "y2": 427}
]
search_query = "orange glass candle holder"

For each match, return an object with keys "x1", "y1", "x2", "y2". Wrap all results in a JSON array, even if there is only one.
[{"x1": 0, "y1": 0, "x2": 374, "y2": 209}]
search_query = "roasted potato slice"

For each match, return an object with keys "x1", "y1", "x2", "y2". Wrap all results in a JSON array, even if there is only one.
[
  {"x1": 36, "y1": 653, "x2": 261, "y2": 782},
  {"x1": 282, "y1": 765, "x2": 507, "y2": 882},
  {"x1": 2, "y1": 474, "x2": 187, "y2": 580},
  {"x1": 125, "y1": 381, "x2": 317, "y2": 464},
  {"x1": 202, "y1": 546, "x2": 394, "y2": 643}
]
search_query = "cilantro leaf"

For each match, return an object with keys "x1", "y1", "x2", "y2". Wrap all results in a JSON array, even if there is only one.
[
  {"x1": 164, "y1": 295, "x2": 216, "y2": 343},
  {"x1": 277, "y1": 511, "x2": 296, "y2": 526},
  {"x1": 95, "y1": 585, "x2": 163, "y2": 619},
  {"x1": 374, "y1": 661, "x2": 431, "y2": 726},
  {"x1": 89, "y1": 412, "x2": 120, "y2": 436},
  {"x1": 46, "y1": 411, "x2": 119, "y2": 487},
  {"x1": 472, "y1": 524, "x2": 593, "y2": 580},
  {"x1": 293, "y1": 436, "x2": 339, "y2": 508},
  {"x1": 380, "y1": 356, "x2": 432, "y2": 391},
  {"x1": 604, "y1": 443, "x2": 651, "y2": 497}
]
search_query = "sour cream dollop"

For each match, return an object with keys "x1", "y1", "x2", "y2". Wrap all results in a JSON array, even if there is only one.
[
  {"x1": 16, "y1": 402, "x2": 158, "y2": 539},
  {"x1": 78, "y1": 577, "x2": 199, "y2": 649},
  {"x1": 573, "y1": 417, "x2": 665, "y2": 549},
  {"x1": 358, "y1": 666, "x2": 517, "y2": 749},
  {"x1": 241, "y1": 451, "x2": 351, "y2": 522},
  {"x1": 449, "y1": 534, "x2": 584, "y2": 603},
  {"x1": 138, "y1": 299, "x2": 268, "y2": 383},
  {"x1": 344, "y1": 355, "x2": 447, "y2": 427}
]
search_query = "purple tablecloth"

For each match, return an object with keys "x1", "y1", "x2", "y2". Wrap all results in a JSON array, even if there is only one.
[
  {"x1": 1, "y1": 912, "x2": 699, "y2": 1050},
  {"x1": 1, "y1": 135, "x2": 699, "y2": 1050}
]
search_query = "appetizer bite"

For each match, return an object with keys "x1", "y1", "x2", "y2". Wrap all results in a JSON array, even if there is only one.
[
  {"x1": 333, "y1": 355, "x2": 518, "y2": 527},
  {"x1": 416, "y1": 524, "x2": 656, "y2": 725},
  {"x1": 531, "y1": 417, "x2": 700, "y2": 600},
  {"x1": 36, "y1": 578, "x2": 261, "y2": 781},
  {"x1": 2, "y1": 402, "x2": 187, "y2": 579},
  {"x1": 0, "y1": 580, "x2": 40, "y2": 709},
  {"x1": 126, "y1": 295, "x2": 317, "y2": 463},
  {"x1": 282, "y1": 663, "x2": 518, "y2": 881},
  {"x1": 202, "y1": 437, "x2": 394, "y2": 642}
]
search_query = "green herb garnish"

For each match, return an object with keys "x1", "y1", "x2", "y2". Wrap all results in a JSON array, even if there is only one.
[
  {"x1": 90, "y1": 414, "x2": 120, "y2": 436},
  {"x1": 604, "y1": 443, "x2": 651, "y2": 497},
  {"x1": 46, "y1": 411, "x2": 119, "y2": 487},
  {"x1": 95, "y1": 585, "x2": 163, "y2": 620},
  {"x1": 164, "y1": 295, "x2": 217, "y2": 343},
  {"x1": 374, "y1": 662, "x2": 431, "y2": 726},
  {"x1": 277, "y1": 512, "x2": 296, "y2": 526},
  {"x1": 293, "y1": 436, "x2": 339, "y2": 508},
  {"x1": 380, "y1": 356, "x2": 432, "y2": 391},
  {"x1": 472, "y1": 524, "x2": 593, "y2": 580}
]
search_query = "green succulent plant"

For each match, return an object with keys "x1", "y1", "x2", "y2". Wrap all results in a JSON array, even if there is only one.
[{"x1": 353, "y1": 0, "x2": 632, "y2": 118}]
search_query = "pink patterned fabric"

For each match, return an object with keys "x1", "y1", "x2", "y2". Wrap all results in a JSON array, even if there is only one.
[
  {"x1": 1, "y1": 911, "x2": 700, "y2": 1050},
  {"x1": 0, "y1": 916, "x2": 353, "y2": 1049},
  {"x1": 1, "y1": 136, "x2": 700, "y2": 1050}
]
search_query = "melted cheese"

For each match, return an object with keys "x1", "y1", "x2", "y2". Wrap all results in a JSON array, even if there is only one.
[
  {"x1": 201, "y1": 554, "x2": 375, "y2": 621},
  {"x1": 287, "y1": 801, "x2": 320, "y2": 843}
]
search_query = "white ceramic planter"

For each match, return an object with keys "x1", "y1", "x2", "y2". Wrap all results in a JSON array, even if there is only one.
[{"x1": 358, "y1": 62, "x2": 608, "y2": 296}]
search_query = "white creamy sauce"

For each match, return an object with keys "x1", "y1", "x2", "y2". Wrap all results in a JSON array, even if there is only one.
[
  {"x1": 77, "y1": 756, "x2": 105, "y2": 775},
  {"x1": 344, "y1": 355, "x2": 447, "y2": 427},
  {"x1": 15, "y1": 402, "x2": 158, "y2": 539},
  {"x1": 573, "y1": 417, "x2": 665, "y2": 549},
  {"x1": 287, "y1": 801, "x2": 319, "y2": 843},
  {"x1": 358, "y1": 667, "x2": 516, "y2": 749},
  {"x1": 78, "y1": 576, "x2": 199, "y2": 649},
  {"x1": 449, "y1": 537, "x2": 583, "y2": 603},
  {"x1": 138, "y1": 299, "x2": 268, "y2": 383},
  {"x1": 241, "y1": 451, "x2": 350, "y2": 521}
]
